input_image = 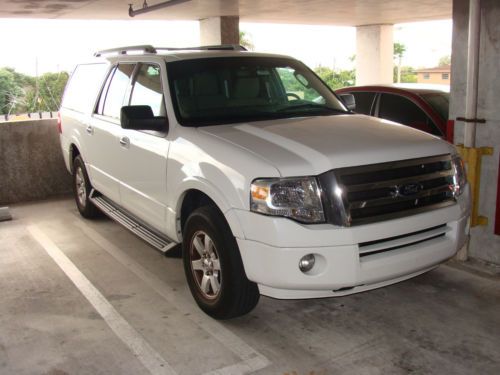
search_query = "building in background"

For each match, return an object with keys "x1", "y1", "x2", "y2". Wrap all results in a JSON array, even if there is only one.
[{"x1": 416, "y1": 64, "x2": 451, "y2": 84}]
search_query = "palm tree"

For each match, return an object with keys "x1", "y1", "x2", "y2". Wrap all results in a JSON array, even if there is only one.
[{"x1": 394, "y1": 42, "x2": 406, "y2": 83}]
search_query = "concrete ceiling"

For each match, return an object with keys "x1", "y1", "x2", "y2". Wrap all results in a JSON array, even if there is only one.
[{"x1": 0, "y1": 0, "x2": 451, "y2": 25}]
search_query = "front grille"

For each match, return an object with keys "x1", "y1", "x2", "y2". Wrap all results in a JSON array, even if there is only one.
[{"x1": 318, "y1": 155, "x2": 457, "y2": 226}]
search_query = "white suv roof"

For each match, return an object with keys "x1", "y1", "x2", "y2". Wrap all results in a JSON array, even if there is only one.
[{"x1": 94, "y1": 44, "x2": 292, "y2": 63}]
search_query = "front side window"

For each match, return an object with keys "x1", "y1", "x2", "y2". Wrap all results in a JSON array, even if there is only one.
[
  {"x1": 167, "y1": 57, "x2": 348, "y2": 127},
  {"x1": 378, "y1": 93, "x2": 442, "y2": 136},
  {"x1": 350, "y1": 91, "x2": 376, "y2": 115},
  {"x1": 130, "y1": 64, "x2": 165, "y2": 116},
  {"x1": 102, "y1": 64, "x2": 136, "y2": 119}
]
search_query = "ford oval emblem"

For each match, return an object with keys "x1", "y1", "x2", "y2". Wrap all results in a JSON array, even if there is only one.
[{"x1": 399, "y1": 183, "x2": 422, "y2": 196}]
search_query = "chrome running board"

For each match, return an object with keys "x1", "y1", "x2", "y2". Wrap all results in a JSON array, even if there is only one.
[{"x1": 89, "y1": 191, "x2": 177, "y2": 253}]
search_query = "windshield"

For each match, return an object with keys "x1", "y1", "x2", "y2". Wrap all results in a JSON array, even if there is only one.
[
  {"x1": 167, "y1": 57, "x2": 348, "y2": 126},
  {"x1": 420, "y1": 92, "x2": 449, "y2": 121}
]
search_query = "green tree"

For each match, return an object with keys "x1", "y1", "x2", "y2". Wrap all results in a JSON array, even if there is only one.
[
  {"x1": 438, "y1": 55, "x2": 451, "y2": 66},
  {"x1": 239, "y1": 30, "x2": 254, "y2": 51},
  {"x1": 394, "y1": 42, "x2": 406, "y2": 83},
  {"x1": 314, "y1": 66, "x2": 355, "y2": 90},
  {"x1": 0, "y1": 67, "x2": 68, "y2": 115},
  {"x1": 393, "y1": 66, "x2": 417, "y2": 83},
  {"x1": 0, "y1": 67, "x2": 34, "y2": 115}
]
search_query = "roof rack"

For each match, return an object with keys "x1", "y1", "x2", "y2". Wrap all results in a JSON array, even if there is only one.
[
  {"x1": 94, "y1": 45, "x2": 157, "y2": 57},
  {"x1": 94, "y1": 44, "x2": 247, "y2": 57},
  {"x1": 156, "y1": 44, "x2": 247, "y2": 52}
]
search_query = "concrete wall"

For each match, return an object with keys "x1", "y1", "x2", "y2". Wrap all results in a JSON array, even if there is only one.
[
  {"x1": 0, "y1": 119, "x2": 72, "y2": 205},
  {"x1": 450, "y1": 0, "x2": 500, "y2": 264}
]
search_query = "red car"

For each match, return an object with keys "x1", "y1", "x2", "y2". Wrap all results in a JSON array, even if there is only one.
[{"x1": 335, "y1": 84, "x2": 450, "y2": 139}]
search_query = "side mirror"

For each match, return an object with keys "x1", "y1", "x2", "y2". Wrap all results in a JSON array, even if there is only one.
[
  {"x1": 339, "y1": 94, "x2": 356, "y2": 111},
  {"x1": 120, "y1": 105, "x2": 167, "y2": 131}
]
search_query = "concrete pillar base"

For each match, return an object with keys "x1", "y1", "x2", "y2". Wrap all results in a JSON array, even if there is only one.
[
  {"x1": 356, "y1": 24, "x2": 394, "y2": 85},
  {"x1": 199, "y1": 16, "x2": 239, "y2": 45}
]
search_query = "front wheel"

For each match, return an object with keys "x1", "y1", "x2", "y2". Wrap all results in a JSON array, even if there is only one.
[{"x1": 182, "y1": 206, "x2": 260, "y2": 319}]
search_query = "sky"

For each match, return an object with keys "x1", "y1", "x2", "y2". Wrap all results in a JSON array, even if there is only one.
[{"x1": 0, "y1": 18, "x2": 452, "y2": 76}]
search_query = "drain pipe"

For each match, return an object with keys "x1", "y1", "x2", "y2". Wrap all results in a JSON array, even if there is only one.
[
  {"x1": 464, "y1": 0, "x2": 481, "y2": 147},
  {"x1": 129, "y1": 0, "x2": 191, "y2": 17}
]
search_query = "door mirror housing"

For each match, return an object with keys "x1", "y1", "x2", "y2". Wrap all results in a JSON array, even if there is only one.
[
  {"x1": 120, "y1": 105, "x2": 167, "y2": 131},
  {"x1": 339, "y1": 93, "x2": 356, "y2": 111}
]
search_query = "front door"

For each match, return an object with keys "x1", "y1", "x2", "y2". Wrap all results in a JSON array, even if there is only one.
[{"x1": 115, "y1": 63, "x2": 169, "y2": 233}]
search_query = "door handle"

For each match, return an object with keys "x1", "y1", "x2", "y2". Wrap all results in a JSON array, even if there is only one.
[
  {"x1": 86, "y1": 125, "x2": 93, "y2": 135},
  {"x1": 119, "y1": 136, "x2": 130, "y2": 148}
]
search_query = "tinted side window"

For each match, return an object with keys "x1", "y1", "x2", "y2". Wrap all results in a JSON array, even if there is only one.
[
  {"x1": 130, "y1": 64, "x2": 165, "y2": 116},
  {"x1": 351, "y1": 92, "x2": 376, "y2": 115},
  {"x1": 378, "y1": 93, "x2": 441, "y2": 135},
  {"x1": 102, "y1": 64, "x2": 136, "y2": 119},
  {"x1": 62, "y1": 63, "x2": 107, "y2": 113}
]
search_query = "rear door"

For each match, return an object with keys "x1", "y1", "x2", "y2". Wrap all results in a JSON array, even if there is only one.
[
  {"x1": 375, "y1": 93, "x2": 443, "y2": 136},
  {"x1": 87, "y1": 63, "x2": 136, "y2": 203}
]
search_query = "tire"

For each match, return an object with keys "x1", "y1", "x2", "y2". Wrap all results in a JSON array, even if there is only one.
[
  {"x1": 182, "y1": 205, "x2": 260, "y2": 319},
  {"x1": 73, "y1": 155, "x2": 100, "y2": 219}
]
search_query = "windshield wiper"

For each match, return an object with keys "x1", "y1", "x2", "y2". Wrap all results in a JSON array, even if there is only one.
[{"x1": 277, "y1": 103, "x2": 348, "y2": 114}]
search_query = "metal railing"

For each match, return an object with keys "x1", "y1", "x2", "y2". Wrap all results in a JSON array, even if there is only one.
[{"x1": 0, "y1": 112, "x2": 57, "y2": 123}]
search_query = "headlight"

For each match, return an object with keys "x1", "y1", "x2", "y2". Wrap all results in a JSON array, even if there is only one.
[
  {"x1": 250, "y1": 177, "x2": 325, "y2": 223},
  {"x1": 451, "y1": 154, "x2": 467, "y2": 196}
]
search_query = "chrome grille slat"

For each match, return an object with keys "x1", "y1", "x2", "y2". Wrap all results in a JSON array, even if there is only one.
[
  {"x1": 346, "y1": 170, "x2": 453, "y2": 192},
  {"x1": 358, "y1": 224, "x2": 450, "y2": 255},
  {"x1": 349, "y1": 185, "x2": 453, "y2": 210}
]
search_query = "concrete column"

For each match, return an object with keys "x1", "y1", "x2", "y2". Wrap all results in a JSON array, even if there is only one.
[
  {"x1": 356, "y1": 24, "x2": 394, "y2": 85},
  {"x1": 199, "y1": 16, "x2": 239, "y2": 45}
]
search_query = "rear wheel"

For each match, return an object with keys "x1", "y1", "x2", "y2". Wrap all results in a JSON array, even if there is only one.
[
  {"x1": 183, "y1": 206, "x2": 260, "y2": 319},
  {"x1": 73, "y1": 155, "x2": 100, "y2": 219}
]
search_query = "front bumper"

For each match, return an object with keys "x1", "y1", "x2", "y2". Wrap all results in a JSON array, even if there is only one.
[{"x1": 232, "y1": 189, "x2": 470, "y2": 299}]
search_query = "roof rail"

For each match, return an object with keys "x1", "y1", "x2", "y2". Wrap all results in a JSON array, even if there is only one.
[
  {"x1": 94, "y1": 44, "x2": 247, "y2": 57},
  {"x1": 94, "y1": 45, "x2": 157, "y2": 57},
  {"x1": 156, "y1": 44, "x2": 248, "y2": 52}
]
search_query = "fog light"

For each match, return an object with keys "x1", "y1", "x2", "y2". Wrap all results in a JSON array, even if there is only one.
[{"x1": 299, "y1": 254, "x2": 315, "y2": 273}]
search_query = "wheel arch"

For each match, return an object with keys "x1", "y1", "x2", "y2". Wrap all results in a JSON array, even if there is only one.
[
  {"x1": 174, "y1": 180, "x2": 245, "y2": 242},
  {"x1": 69, "y1": 143, "x2": 81, "y2": 172}
]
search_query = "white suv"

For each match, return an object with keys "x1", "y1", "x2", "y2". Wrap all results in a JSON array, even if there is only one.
[{"x1": 59, "y1": 45, "x2": 470, "y2": 319}]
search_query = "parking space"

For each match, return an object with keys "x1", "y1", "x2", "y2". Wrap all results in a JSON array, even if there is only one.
[{"x1": 1, "y1": 198, "x2": 499, "y2": 375}]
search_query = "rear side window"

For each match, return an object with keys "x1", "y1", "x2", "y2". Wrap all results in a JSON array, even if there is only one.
[
  {"x1": 130, "y1": 64, "x2": 165, "y2": 116},
  {"x1": 378, "y1": 93, "x2": 442, "y2": 136},
  {"x1": 102, "y1": 64, "x2": 136, "y2": 119},
  {"x1": 350, "y1": 92, "x2": 376, "y2": 115},
  {"x1": 62, "y1": 63, "x2": 107, "y2": 113}
]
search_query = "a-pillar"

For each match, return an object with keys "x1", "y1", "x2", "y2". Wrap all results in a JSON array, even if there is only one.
[
  {"x1": 356, "y1": 24, "x2": 394, "y2": 85},
  {"x1": 199, "y1": 16, "x2": 239, "y2": 45}
]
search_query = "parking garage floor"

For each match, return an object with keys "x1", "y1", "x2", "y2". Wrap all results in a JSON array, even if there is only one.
[{"x1": 1, "y1": 198, "x2": 499, "y2": 375}]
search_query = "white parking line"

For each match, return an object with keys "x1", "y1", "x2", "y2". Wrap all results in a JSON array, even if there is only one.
[
  {"x1": 27, "y1": 225, "x2": 177, "y2": 375},
  {"x1": 74, "y1": 220, "x2": 271, "y2": 375}
]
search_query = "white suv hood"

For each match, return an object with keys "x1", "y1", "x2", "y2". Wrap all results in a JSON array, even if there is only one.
[{"x1": 200, "y1": 114, "x2": 454, "y2": 176}]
